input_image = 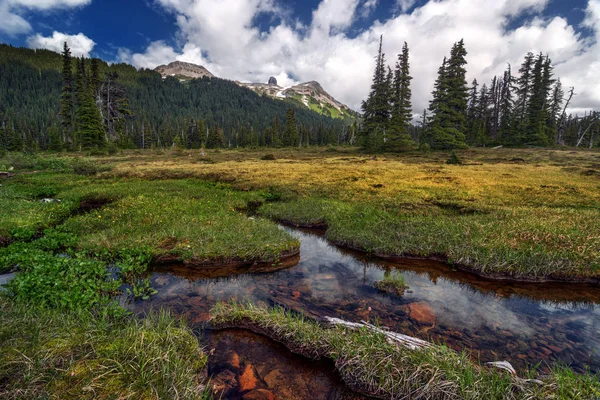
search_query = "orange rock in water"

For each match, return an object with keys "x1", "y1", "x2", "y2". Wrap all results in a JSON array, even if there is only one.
[
  {"x1": 229, "y1": 352, "x2": 241, "y2": 369},
  {"x1": 292, "y1": 290, "x2": 301, "y2": 299},
  {"x1": 243, "y1": 389, "x2": 275, "y2": 400},
  {"x1": 408, "y1": 302, "x2": 436, "y2": 326},
  {"x1": 239, "y1": 364, "x2": 258, "y2": 391}
]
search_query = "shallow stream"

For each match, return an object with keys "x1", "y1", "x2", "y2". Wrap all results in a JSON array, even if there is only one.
[{"x1": 128, "y1": 225, "x2": 600, "y2": 397}]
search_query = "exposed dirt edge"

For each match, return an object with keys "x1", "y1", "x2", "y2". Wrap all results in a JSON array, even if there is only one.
[
  {"x1": 277, "y1": 219, "x2": 600, "y2": 284},
  {"x1": 0, "y1": 235, "x2": 13, "y2": 248},
  {"x1": 333, "y1": 240, "x2": 600, "y2": 285},
  {"x1": 277, "y1": 219, "x2": 328, "y2": 230},
  {"x1": 208, "y1": 320, "x2": 380, "y2": 399},
  {"x1": 153, "y1": 247, "x2": 301, "y2": 269}
]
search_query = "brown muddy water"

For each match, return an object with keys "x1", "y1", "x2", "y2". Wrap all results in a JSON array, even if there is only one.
[{"x1": 127, "y1": 225, "x2": 600, "y2": 397}]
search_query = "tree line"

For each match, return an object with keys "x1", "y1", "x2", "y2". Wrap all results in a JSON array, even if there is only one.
[
  {"x1": 0, "y1": 43, "x2": 353, "y2": 152},
  {"x1": 360, "y1": 37, "x2": 599, "y2": 150}
]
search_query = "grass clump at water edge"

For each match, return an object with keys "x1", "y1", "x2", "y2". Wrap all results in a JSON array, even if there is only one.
[
  {"x1": 0, "y1": 298, "x2": 211, "y2": 400},
  {"x1": 210, "y1": 302, "x2": 600, "y2": 400}
]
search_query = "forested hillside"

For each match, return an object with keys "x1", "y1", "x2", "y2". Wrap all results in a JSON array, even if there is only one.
[{"x1": 0, "y1": 44, "x2": 353, "y2": 151}]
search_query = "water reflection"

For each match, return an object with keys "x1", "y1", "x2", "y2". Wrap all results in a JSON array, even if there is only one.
[{"x1": 129, "y1": 226, "x2": 600, "y2": 373}]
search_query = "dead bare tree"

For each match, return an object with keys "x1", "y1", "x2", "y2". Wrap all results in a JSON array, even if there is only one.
[{"x1": 557, "y1": 87, "x2": 575, "y2": 145}]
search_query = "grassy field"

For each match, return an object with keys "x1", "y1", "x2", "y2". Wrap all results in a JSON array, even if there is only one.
[
  {"x1": 211, "y1": 302, "x2": 600, "y2": 400},
  {"x1": 1, "y1": 147, "x2": 599, "y2": 399},
  {"x1": 89, "y1": 146, "x2": 600, "y2": 280}
]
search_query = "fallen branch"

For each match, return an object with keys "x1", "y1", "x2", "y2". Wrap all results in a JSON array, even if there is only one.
[{"x1": 323, "y1": 316, "x2": 431, "y2": 350}]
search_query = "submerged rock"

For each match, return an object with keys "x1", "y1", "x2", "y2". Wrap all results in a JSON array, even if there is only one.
[
  {"x1": 239, "y1": 364, "x2": 259, "y2": 391},
  {"x1": 408, "y1": 302, "x2": 436, "y2": 326},
  {"x1": 243, "y1": 389, "x2": 275, "y2": 400}
]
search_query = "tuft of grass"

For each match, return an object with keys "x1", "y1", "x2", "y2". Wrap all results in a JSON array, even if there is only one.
[
  {"x1": 211, "y1": 302, "x2": 600, "y2": 400},
  {"x1": 373, "y1": 272, "x2": 408, "y2": 296},
  {"x1": 0, "y1": 298, "x2": 210, "y2": 400}
]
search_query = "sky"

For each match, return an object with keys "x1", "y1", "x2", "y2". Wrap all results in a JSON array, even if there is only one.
[{"x1": 0, "y1": 0, "x2": 598, "y2": 115}]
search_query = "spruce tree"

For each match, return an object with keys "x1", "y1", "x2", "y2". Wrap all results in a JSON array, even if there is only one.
[
  {"x1": 498, "y1": 66, "x2": 514, "y2": 144},
  {"x1": 60, "y1": 42, "x2": 73, "y2": 147},
  {"x1": 361, "y1": 35, "x2": 389, "y2": 151},
  {"x1": 425, "y1": 40, "x2": 469, "y2": 149},
  {"x1": 387, "y1": 42, "x2": 415, "y2": 151},
  {"x1": 548, "y1": 79, "x2": 564, "y2": 144},
  {"x1": 513, "y1": 52, "x2": 534, "y2": 144},
  {"x1": 283, "y1": 108, "x2": 299, "y2": 147},
  {"x1": 74, "y1": 58, "x2": 105, "y2": 150}
]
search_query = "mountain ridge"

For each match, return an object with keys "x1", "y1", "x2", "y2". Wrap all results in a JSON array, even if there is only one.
[{"x1": 154, "y1": 62, "x2": 356, "y2": 119}]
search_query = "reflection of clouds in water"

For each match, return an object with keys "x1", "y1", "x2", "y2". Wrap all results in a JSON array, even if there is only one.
[{"x1": 140, "y1": 227, "x2": 600, "y2": 371}]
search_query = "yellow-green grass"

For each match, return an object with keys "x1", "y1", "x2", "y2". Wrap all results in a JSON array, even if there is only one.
[
  {"x1": 0, "y1": 297, "x2": 210, "y2": 400},
  {"x1": 97, "y1": 147, "x2": 600, "y2": 280},
  {"x1": 211, "y1": 302, "x2": 600, "y2": 400}
]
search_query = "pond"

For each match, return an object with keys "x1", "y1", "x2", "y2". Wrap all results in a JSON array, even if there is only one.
[{"x1": 127, "y1": 225, "x2": 600, "y2": 396}]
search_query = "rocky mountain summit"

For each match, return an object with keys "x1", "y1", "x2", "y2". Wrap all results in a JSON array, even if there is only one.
[
  {"x1": 155, "y1": 61, "x2": 214, "y2": 79},
  {"x1": 153, "y1": 62, "x2": 355, "y2": 118}
]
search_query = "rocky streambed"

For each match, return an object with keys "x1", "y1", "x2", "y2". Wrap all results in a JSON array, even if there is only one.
[{"x1": 127, "y1": 225, "x2": 600, "y2": 398}]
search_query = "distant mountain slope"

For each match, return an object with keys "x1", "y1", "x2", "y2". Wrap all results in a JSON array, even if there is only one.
[
  {"x1": 155, "y1": 61, "x2": 214, "y2": 80},
  {"x1": 0, "y1": 43, "x2": 352, "y2": 151},
  {"x1": 238, "y1": 77, "x2": 358, "y2": 120},
  {"x1": 150, "y1": 60, "x2": 356, "y2": 120}
]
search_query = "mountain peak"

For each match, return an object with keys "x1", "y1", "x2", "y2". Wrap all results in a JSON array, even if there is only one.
[
  {"x1": 268, "y1": 76, "x2": 278, "y2": 86},
  {"x1": 155, "y1": 61, "x2": 214, "y2": 79}
]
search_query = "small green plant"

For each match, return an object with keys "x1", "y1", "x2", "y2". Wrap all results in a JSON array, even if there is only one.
[
  {"x1": 373, "y1": 272, "x2": 408, "y2": 296},
  {"x1": 446, "y1": 150, "x2": 462, "y2": 165},
  {"x1": 71, "y1": 158, "x2": 103, "y2": 176},
  {"x1": 127, "y1": 277, "x2": 158, "y2": 300},
  {"x1": 260, "y1": 153, "x2": 276, "y2": 160},
  {"x1": 419, "y1": 143, "x2": 431, "y2": 152}
]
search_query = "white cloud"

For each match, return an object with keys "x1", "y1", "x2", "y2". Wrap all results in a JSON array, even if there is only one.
[
  {"x1": 0, "y1": 0, "x2": 91, "y2": 35},
  {"x1": 396, "y1": 0, "x2": 416, "y2": 13},
  {"x1": 27, "y1": 31, "x2": 95, "y2": 57},
  {"x1": 124, "y1": 0, "x2": 599, "y2": 114}
]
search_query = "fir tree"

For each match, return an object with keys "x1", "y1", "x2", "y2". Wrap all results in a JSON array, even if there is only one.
[
  {"x1": 548, "y1": 79, "x2": 564, "y2": 144},
  {"x1": 425, "y1": 40, "x2": 469, "y2": 149},
  {"x1": 74, "y1": 58, "x2": 105, "y2": 150},
  {"x1": 513, "y1": 52, "x2": 535, "y2": 144},
  {"x1": 498, "y1": 65, "x2": 514, "y2": 144},
  {"x1": 206, "y1": 125, "x2": 224, "y2": 148},
  {"x1": 283, "y1": 108, "x2": 299, "y2": 147},
  {"x1": 60, "y1": 42, "x2": 73, "y2": 147},
  {"x1": 387, "y1": 42, "x2": 415, "y2": 151},
  {"x1": 361, "y1": 35, "x2": 389, "y2": 151}
]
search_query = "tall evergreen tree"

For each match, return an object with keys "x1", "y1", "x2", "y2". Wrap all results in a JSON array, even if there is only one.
[
  {"x1": 283, "y1": 108, "x2": 299, "y2": 147},
  {"x1": 360, "y1": 35, "x2": 389, "y2": 151},
  {"x1": 498, "y1": 65, "x2": 514, "y2": 144},
  {"x1": 59, "y1": 42, "x2": 73, "y2": 147},
  {"x1": 387, "y1": 42, "x2": 415, "y2": 151},
  {"x1": 74, "y1": 58, "x2": 105, "y2": 149},
  {"x1": 425, "y1": 40, "x2": 469, "y2": 149}
]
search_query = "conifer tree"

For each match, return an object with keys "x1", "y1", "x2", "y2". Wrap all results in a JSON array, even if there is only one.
[
  {"x1": 60, "y1": 42, "x2": 73, "y2": 147},
  {"x1": 498, "y1": 65, "x2": 514, "y2": 144},
  {"x1": 513, "y1": 52, "x2": 534, "y2": 144},
  {"x1": 387, "y1": 42, "x2": 415, "y2": 151},
  {"x1": 283, "y1": 108, "x2": 299, "y2": 147},
  {"x1": 548, "y1": 79, "x2": 564, "y2": 144},
  {"x1": 74, "y1": 58, "x2": 105, "y2": 150},
  {"x1": 206, "y1": 125, "x2": 224, "y2": 148},
  {"x1": 361, "y1": 35, "x2": 389, "y2": 151},
  {"x1": 425, "y1": 40, "x2": 469, "y2": 149}
]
